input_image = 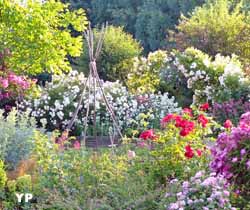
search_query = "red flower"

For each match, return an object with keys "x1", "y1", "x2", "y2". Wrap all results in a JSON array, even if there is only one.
[
  {"x1": 182, "y1": 108, "x2": 193, "y2": 116},
  {"x1": 198, "y1": 114, "x2": 209, "y2": 127},
  {"x1": 224, "y1": 119, "x2": 233, "y2": 129},
  {"x1": 185, "y1": 145, "x2": 194, "y2": 159},
  {"x1": 161, "y1": 114, "x2": 176, "y2": 126},
  {"x1": 196, "y1": 149, "x2": 202, "y2": 157},
  {"x1": 180, "y1": 128, "x2": 190, "y2": 137},
  {"x1": 139, "y1": 129, "x2": 157, "y2": 140},
  {"x1": 179, "y1": 120, "x2": 195, "y2": 136},
  {"x1": 200, "y1": 103, "x2": 209, "y2": 111}
]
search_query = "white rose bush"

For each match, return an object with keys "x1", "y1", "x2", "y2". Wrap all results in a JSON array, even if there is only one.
[{"x1": 19, "y1": 71, "x2": 180, "y2": 136}]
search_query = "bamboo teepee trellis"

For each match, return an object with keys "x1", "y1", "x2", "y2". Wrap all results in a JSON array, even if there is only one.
[{"x1": 66, "y1": 25, "x2": 123, "y2": 148}]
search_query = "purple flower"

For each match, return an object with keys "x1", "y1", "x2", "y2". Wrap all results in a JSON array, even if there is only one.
[
  {"x1": 246, "y1": 160, "x2": 250, "y2": 169},
  {"x1": 232, "y1": 157, "x2": 238, "y2": 163},
  {"x1": 241, "y1": 148, "x2": 246, "y2": 156}
]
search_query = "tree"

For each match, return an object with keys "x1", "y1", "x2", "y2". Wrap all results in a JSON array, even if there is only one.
[
  {"x1": 64, "y1": 0, "x2": 204, "y2": 53},
  {"x1": 174, "y1": 0, "x2": 250, "y2": 64},
  {"x1": 0, "y1": 0, "x2": 88, "y2": 75}
]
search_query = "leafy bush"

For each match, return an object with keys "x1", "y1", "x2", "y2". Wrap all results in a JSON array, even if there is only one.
[
  {"x1": 77, "y1": 26, "x2": 142, "y2": 83},
  {"x1": 20, "y1": 70, "x2": 180, "y2": 136},
  {"x1": 174, "y1": 0, "x2": 250, "y2": 64},
  {"x1": 211, "y1": 112, "x2": 250, "y2": 199},
  {"x1": 163, "y1": 171, "x2": 235, "y2": 210},
  {"x1": 0, "y1": 0, "x2": 87, "y2": 75},
  {"x1": 0, "y1": 109, "x2": 37, "y2": 170}
]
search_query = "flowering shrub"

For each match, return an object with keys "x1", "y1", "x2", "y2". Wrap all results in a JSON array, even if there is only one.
[
  {"x1": 164, "y1": 171, "x2": 235, "y2": 210},
  {"x1": 211, "y1": 112, "x2": 250, "y2": 198},
  {"x1": 20, "y1": 70, "x2": 180, "y2": 135},
  {"x1": 173, "y1": 47, "x2": 250, "y2": 104},
  {"x1": 127, "y1": 50, "x2": 193, "y2": 106},
  {"x1": 212, "y1": 98, "x2": 250, "y2": 125},
  {"x1": 138, "y1": 105, "x2": 215, "y2": 180},
  {"x1": 127, "y1": 50, "x2": 169, "y2": 94},
  {"x1": 0, "y1": 50, "x2": 38, "y2": 110}
]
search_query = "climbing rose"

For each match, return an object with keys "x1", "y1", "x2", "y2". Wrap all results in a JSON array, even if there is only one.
[
  {"x1": 200, "y1": 103, "x2": 209, "y2": 111},
  {"x1": 224, "y1": 119, "x2": 233, "y2": 129},
  {"x1": 139, "y1": 129, "x2": 157, "y2": 140}
]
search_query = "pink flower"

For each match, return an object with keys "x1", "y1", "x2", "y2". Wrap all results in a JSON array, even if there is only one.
[
  {"x1": 137, "y1": 141, "x2": 146, "y2": 148},
  {"x1": 224, "y1": 119, "x2": 233, "y2": 129},
  {"x1": 182, "y1": 108, "x2": 193, "y2": 116},
  {"x1": 139, "y1": 129, "x2": 157, "y2": 140},
  {"x1": 127, "y1": 150, "x2": 136, "y2": 159},
  {"x1": 196, "y1": 149, "x2": 202, "y2": 157},
  {"x1": 0, "y1": 79, "x2": 8, "y2": 88},
  {"x1": 73, "y1": 141, "x2": 81, "y2": 150}
]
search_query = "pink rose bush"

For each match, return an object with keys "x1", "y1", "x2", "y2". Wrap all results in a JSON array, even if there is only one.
[
  {"x1": 0, "y1": 50, "x2": 38, "y2": 110},
  {"x1": 211, "y1": 112, "x2": 250, "y2": 198}
]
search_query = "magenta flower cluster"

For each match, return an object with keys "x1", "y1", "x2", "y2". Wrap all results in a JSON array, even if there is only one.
[{"x1": 211, "y1": 112, "x2": 250, "y2": 195}]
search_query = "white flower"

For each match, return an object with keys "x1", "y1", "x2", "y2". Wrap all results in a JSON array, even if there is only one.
[{"x1": 190, "y1": 62, "x2": 197, "y2": 69}]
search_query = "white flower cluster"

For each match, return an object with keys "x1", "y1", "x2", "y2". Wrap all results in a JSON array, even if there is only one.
[
  {"x1": 20, "y1": 71, "x2": 180, "y2": 134},
  {"x1": 173, "y1": 48, "x2": 248, "y2": 103}
]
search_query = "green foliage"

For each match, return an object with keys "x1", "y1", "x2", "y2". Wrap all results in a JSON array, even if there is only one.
[
  {"x1": 65, "y1": 0, "x2": 204, "y2": 52},
  {"x1": 0, "y1": 0, "x2": 87, "y2": 75},
  {"x1": 78, "y1": 26, "x2": 142, "y2": 82},
  {"x1": 0, "y1": 160, "x2": 6, "y2": 191},
  {"x1": 175, "y1": 0, "x2": 250, "y2": 64},
  {"x1": 0, "y1": 109, "x2": 37, "y2": 170}
]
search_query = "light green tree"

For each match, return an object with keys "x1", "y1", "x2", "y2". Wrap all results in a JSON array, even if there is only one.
[
  {"x1": 0, "y1": 0, "x2": 88, "y2": 75},
  {"x1": 174, "y1": 0, "x2": 250, "y2": 64}
]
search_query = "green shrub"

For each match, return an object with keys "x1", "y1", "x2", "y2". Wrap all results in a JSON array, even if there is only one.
[
  {"x1": 174, "y1": 0, "x2": 250, "y2": 65},
  {"x1": 0, "y1": 109, "x2": 37, "y2": 170},
  {"x1": 76, "y1": 25, "x2": 142, "y2": 83}
]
